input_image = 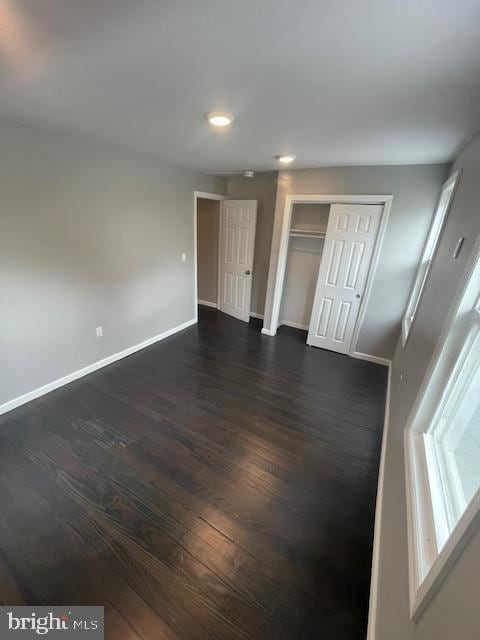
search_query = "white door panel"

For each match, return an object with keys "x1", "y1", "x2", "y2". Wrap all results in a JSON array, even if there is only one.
[
  {"x1": 219, "y1": 200, "x2": 257, "y2": 322},
  {"x1": 307, "y1": 203, "x2": 382, "y2": 354}
]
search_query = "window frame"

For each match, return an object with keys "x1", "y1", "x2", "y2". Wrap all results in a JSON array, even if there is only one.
[
  {"x1": 404, "y1": 231, "x2": 480, "y2": 621},
  {"x1": 425, "y1": 309, "x2": 480, "y2": 541},
  {"x1": 402, "y1": 171, "x2": 461, "y2": 347}
]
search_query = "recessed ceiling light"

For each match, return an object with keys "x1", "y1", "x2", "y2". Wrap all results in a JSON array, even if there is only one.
[
  {"x1": 206, "y1": 112, "x2": 234, "y2": 127},
  {"x1": 275, "y1": 154, "x2": 296, "y2": 164}
]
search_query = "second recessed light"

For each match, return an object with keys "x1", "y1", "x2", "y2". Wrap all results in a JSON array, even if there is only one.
[
  {"x1": 206, "y1": 112, "x2": 234, "y2": 127},
  {"x1": 275, "y1": 154, "x2": 296, "y2": 164}
]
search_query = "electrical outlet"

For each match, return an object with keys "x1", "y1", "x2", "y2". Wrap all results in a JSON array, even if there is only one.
[
  {"x1": 95, "y1": 326, "x2": 103, "y2": 338},
  {"x1": 181, "y1": 252, "x2": 187, "y2": 262}
]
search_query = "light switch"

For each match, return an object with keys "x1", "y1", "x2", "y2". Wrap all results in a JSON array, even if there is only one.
[
  {"x1": 181, "y1": 252, "x2": 187, "y2": 262},
  {"x1": 96, "y1": 326, "x2": 103, "y2": 338},
  {"x1": 453, "y1": 237, "x2": 465, "y2": 260}
]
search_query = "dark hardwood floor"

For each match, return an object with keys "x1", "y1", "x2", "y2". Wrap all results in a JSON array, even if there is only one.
[{"x1": 0, "y1": 307, "x2": 387, "y2": 640}]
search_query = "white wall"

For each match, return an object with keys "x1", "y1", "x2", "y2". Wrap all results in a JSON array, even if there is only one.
[
  {"x1": 0, "y1": 119, "x2": 226, "y2": 408},
  {"x1": 374, "y1": 132, "x2": 480, "y2": 639},
  {"x1": 263, "y1": 165, "x2": 449, "y2": 359}
]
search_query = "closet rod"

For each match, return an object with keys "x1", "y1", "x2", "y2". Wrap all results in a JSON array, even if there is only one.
[{"x1": 289, "y1": 232, "x2": 326, "y2": 239}]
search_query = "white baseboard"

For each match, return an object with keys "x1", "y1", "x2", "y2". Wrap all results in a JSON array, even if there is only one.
[
  {"x1": 0, "y1": 318, "x2": 197, "y2": 417},
  {"x1": 352, "y1": 350, "x2": 391, "y2": 367},
  {"x1": 366, "y1": 362, "x2": 392, "y2": 640},
  {"x1": 198, "y1": 300, "x2": 217, "y2": 309},
  {"x1": 250, "y1": 312, "x2": 264, "y2": 319},
  {"x1": 261, "y1": 327, "x2": 276, "y2": 336},
  {"x1": 279, "y1": 320, "x2": 308, "y2": 330}
]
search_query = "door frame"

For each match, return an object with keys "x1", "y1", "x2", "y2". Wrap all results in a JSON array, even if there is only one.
[
  {"x1": 193, "y1": 191, "x2": 226, "y2": 322},
  {"x1": 265, "y1": 194, "x2": 393, "y2": 356}
]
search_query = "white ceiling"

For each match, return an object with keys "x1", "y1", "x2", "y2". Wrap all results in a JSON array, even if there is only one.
[{"x1": 1, "y1": 0, "x2": 479, "y2": 172}]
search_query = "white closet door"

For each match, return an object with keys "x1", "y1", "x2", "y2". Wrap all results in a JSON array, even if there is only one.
[
  {"x1": 306, "y1": 203, "x2": 382, "y2": 354},
  {"x1": 219, "y1": 200, "x2": 257, "y2": 322}
]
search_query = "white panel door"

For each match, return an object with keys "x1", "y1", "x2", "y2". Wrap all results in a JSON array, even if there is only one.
[
  {"x1": 219, "y1": 200, "x2": 257, "y2": 322},
  {"x1": 307, "y1": 203, "x2": 382, "y2": 354}
]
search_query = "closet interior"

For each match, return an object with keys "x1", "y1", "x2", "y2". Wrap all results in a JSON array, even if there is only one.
[{"x1": 279, "y1": 203, "x2": 330, "y2": 329}]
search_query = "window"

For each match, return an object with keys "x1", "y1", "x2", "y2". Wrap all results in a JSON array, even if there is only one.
[
  {"x1": 402, "y1": 171, "x2": 461, "y2": 346},
  {"x1": 425, "y1": 307, "x2": 480, "y2": 546},
  {"x1": 405, "y1": 240, "x2": 480, "y2": 620}
]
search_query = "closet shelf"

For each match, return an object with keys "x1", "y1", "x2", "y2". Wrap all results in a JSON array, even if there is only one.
[{"x1": 289, "y1": 228, "x2": 326, "y2": 239}]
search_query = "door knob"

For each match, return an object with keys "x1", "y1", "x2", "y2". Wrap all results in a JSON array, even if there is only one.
[
  {"x1": 245, "y1": 270, "x2": 252, "y2": 275},
  {"x1": 356, "y1": 294, "x2": 361, "y2": 299}
]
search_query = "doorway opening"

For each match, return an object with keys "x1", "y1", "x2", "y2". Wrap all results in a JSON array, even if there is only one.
[
  {"x1": 196, "y1": 196, "x2": 221, "y2": 312},
  {"x1": 194, "y1": 192, "x2": 258, "y2": 323},
  {"x1": 279, "y1": 203, "x2": 329, "y2": 331}
]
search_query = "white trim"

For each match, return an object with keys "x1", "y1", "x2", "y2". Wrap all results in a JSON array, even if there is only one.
[
  {"x1": 279, "y1": 319, "x2": 309, "y2": 330},
  {"x1": 250, "y1": 312, "x2": 264, "y2": 319},
  {"x1": 277, "y1": 194, "x2": 391, "y2": 204},
  {"x1": 409, "y1": 483, "x2": 480, "y2": 621},
  {"x1": 352, "y1": 351, "x2": 391, "y2": 367},
  {"x1": 194, "y1": 191, "x2": 225, "y2": 201},
  {"x1": 266, "y1": 194, "x2": 393, "y2": 360},
  {"x1": 193, "y1": 191, "x2": 226, "y2": 322},
  {"x1": 401, "y1": 170, "x2": 461, "y2": 349},
  {"x1": 261, "y1": 327, "x2": 276, "y2": 336},
  {"x1": 404, "y1": 230, "x2": 480, "y2": 620},
  {"x1": 198, "y1": 299, "x2": 218, "y2": 309},
  {"x1": 0, "y1": 318, "x2": 197, "y2": 417},
  {"x1": 217, "y1": 200, "x2": 225, "y2": 312},
  {"x1": 366, "y1": 362, "x2": 392, "y2": 640}
]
